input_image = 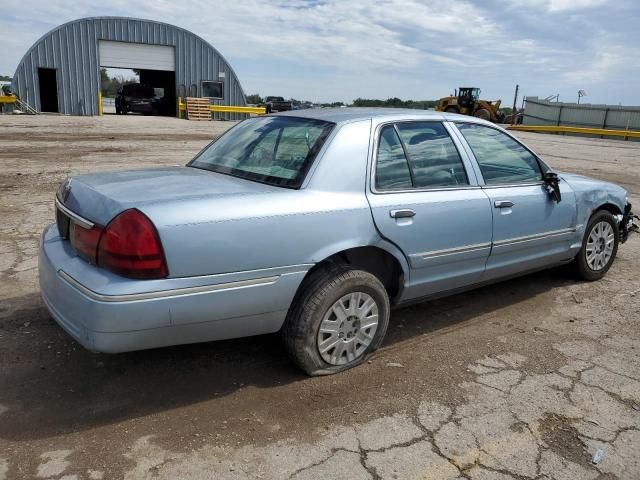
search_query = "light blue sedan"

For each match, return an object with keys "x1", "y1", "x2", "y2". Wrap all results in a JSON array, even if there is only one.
[{"x1": 39, "y1": 109, "x2": 638, "y2": 374}]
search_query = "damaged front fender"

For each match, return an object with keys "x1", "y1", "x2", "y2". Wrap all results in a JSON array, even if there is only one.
[{"x1": 619, "y1": 202, "x2": 640, "y2": 243}]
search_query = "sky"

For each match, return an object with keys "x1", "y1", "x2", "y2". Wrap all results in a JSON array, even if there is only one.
[{"x1": 2, "y1": 0, "x2": 639, "y2": 105}]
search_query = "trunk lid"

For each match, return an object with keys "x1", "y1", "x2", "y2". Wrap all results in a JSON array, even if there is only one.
[{"x1": 59, "y1": 166, "x2": 278, "y2": 226}]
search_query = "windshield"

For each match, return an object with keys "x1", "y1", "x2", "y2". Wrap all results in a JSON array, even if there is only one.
[{"x1": 189, "y1": 116, "x2": 335, "y2": 188}]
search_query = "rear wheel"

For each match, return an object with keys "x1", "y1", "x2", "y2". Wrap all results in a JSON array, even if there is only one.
[
  {"x1": 282, "y1": 265, "x2": 390, "y2": 375},
  {"x1": 574, "y1": 210, "x2": 619, "y2": 281}
]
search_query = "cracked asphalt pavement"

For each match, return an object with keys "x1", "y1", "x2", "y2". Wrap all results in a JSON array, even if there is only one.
[{"x1": 0, "y1": 116, "x2": 639, "y2": 479}]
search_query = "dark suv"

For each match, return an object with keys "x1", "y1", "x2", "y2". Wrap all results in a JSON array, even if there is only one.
[
  {"x1": 115, "y1": 83, "x2": 168, "y2": 115},
  {"x1": 263, "y1": 96, "x2": 292, "y2": 113}
]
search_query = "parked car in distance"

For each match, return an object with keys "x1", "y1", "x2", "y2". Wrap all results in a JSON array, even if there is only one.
[
  {"x1": 263, "y1": 96, "x2": 292, "y2": 113},
  {"x1": 40, "y1": 109, "x2": 638, "y2": 375},
  {"x1": 115, "y1": 83, "x2": 168, "y2": 115}
]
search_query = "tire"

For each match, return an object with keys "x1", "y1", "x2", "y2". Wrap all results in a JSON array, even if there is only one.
[
  {"x1": 574, "y1": 210, "x2": 619, "y2": 281},
  {"x1": 282, "y1": 264, "x2": 390, "y2": 376},
  {"x1": 474, "y1": 108, "x2": 491, "y2": 121},
  {"x1": 115, "y1": 106, "x2": 121, "y2": 115}
]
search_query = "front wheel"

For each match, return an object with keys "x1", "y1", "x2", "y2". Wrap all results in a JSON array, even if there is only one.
[
  {"x1": 282, "y1": 265, "x2": 390, "y2": 375},
  {"x1": 574, "y1": 210, "x2": 619, "y2": 281},
  {"x1": 474, "y1": 108, "x2": 491, "y2": 121}
]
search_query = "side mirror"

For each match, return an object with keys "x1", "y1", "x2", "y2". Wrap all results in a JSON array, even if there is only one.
[{"x1": 544, "y1": 171, "x2": 562, "y2": 203}]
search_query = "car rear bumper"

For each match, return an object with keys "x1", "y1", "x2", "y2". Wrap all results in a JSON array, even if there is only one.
[{"x1": 39, "y1": 225, "x2": 310, "y2": 353}]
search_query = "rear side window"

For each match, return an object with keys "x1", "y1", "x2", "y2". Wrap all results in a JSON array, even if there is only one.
[
  {"x1": 456, "y1": 123, "x2": 542, "y2": 185},
  {"x1": 375, "y1": 122, "x2": 468, "y2": 191},
  {"x1": 375, "y1": 126, "x2": 412, "y2": 190},
  {"x1": 396, "y1": 122, "x2": 468, "y2": 187}
]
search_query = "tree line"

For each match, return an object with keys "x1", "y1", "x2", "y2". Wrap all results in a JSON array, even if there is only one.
[
  {"x1": 100, "y1": 68, "x2": 138, "y2": 97},
  {"x1": 245, "y1": 94, "x2": 439, "y2": 109},
  {"x1": 352, "y1": 97, "x2": 438, "y2": 109}
]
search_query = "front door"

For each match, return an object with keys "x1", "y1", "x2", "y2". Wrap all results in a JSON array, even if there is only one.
[
  {"x1": 454, "y1": 122, "x2": 577, "y2": 280},
  {"x1": 366, "y1": 121, "x2": 493, "y2": 301}
]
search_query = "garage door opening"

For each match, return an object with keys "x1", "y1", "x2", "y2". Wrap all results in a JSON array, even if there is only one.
[
  {"x1": 100, "y1": 68, "x2": 138, "y2": 114},
  {"x1": 99, "y1": 40, "x2": 176, "y2": 117},
  {"x1": 38, "y1": 68, "x2": 59, "y2": 113}
]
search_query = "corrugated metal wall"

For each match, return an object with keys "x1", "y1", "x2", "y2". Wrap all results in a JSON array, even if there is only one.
[
  {"x1": 11, "y1": 17, "x2": 247, "y2": 118},
  {"x1": 523, "y1": 97, "x2": 640, "y2": 131}
]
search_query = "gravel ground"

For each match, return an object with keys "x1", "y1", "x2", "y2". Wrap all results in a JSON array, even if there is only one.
[{"x1": 0, "y1": 115, "x2": 638, "y2": 480}]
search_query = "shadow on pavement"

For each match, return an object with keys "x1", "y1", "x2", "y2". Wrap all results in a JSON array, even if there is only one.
[{"x1": 0, "y1": 268, "x2": 572, "y2": 441}]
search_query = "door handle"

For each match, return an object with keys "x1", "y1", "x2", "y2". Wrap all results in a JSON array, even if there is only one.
[
  {"x1": 390, "y1": 209, "x2": 416, "y2": 219},
  {"x1": 494, "y1": 200, "x2": 514, "y2": 208}
]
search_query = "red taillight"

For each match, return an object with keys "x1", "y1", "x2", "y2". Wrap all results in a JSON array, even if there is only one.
[
  {"x1": 97, "y1": 209, "x2": 168, "y2": 279},
  {"x1": 70, "y1": 222, "x2": 104, "y2": 264}
]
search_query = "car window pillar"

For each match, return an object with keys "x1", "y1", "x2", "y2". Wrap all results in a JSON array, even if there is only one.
[{"x1": 392, "y1": 123, "x2": 417, "y2": 188}]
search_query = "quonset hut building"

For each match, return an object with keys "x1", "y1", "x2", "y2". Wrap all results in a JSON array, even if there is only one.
[{"x1": 11, "y1": 16, "x2": 247, "y2": 117}]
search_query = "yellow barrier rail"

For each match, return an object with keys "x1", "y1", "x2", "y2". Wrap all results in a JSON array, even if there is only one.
[
  {"x1": 209, "y1": 105, "x2": 266, "y2": 115},
  {"x1": 0, "y1": 95, "x2": 17, "y2": 104},
  {"x1": 97, "y1": 92, "x2": 103, "y2": 116},
  {"x1": 508, "y1": 124, "x2": 640, "y2": 139}
]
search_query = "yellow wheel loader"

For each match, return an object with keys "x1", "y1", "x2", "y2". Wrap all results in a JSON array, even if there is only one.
[{"x1": 435, "y1": 87, "x2": 503, "y2": 123}]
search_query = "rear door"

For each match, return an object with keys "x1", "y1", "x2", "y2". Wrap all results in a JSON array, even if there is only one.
[
  {"x1": 453, "y1": 122, "x2": 577, "y2": 280},
  {"x1": 366, "y1": 121, "x2": 493, "y2": 301}
]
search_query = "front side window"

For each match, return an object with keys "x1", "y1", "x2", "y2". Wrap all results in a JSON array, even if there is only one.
[
  {"x1": 396, "y1": 122, "x2": 468, "y2": 187},
  {"x1": 456, "y1": 123, "x2": 542, "y2": 185},
  {"x1": 189, "y1": 116, "x2": 334, "y2": 188}
]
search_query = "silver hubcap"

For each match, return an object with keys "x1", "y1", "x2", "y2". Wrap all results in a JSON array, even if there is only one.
[
  {"x1": 317, "y1": 292, "x2": 379, "y2": 366},
  {"x1": 586, "y1": 221, "x2": 615, "y2": 271}
]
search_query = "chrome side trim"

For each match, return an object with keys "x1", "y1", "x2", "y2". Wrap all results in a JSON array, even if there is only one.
[
  {"x1": 58, "y1": 270, "x2": 280, "y2": 303},
  {"x1": 372, "y1": 185, "x2": 483, "y2": 195},
  {"x1": 409, "y1": 228, "x2": 577, "y2": 261},
  {"x1": 414, "y1": 242, "x2": 492, "y2": 260},
  {"x1": 181, "y1": 263, "x2": 314, "y2": 281},
  {"x1": 55, "y1": 197, "x2": 95, "y2": 229},
  {"x1": 493, "y1": 227, "x2": 576, "y2": 247},
  {"x1": 481, "y1": 182, "x2": 544, "y2": 189}
]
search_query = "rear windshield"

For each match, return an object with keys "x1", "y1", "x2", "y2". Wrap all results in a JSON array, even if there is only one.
[{"x1": 189, "y1": 116, "x2": 334, "y2": 188}]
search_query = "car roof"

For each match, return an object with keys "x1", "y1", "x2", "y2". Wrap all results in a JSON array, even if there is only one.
[{"x1": 272, "y1": 107, "x2": 492, "y2": 126}]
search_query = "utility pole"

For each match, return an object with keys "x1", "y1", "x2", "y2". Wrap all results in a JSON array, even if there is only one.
[
  {"x1": 577, "y1": 90, "x2": 586, "y2": 104},
  {"x1": 511, "y1": 84, "x2": 519, "y2": 125}
]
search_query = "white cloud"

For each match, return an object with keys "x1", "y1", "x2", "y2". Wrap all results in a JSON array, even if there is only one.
[
  {"x1": 562, "y1": 48, "x2": 622, "y2": 84},
  {"x1": 509, "y1": 0, "x2": 608, "y2": 12},
  {"x1": 548, "y1": 0, "x2": 607, "y2": 12}
]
